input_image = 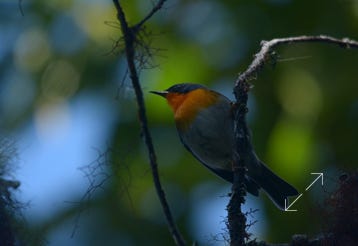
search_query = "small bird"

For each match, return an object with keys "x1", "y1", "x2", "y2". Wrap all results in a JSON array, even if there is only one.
[{"x1": 150, "y1": 83, "x2": 299, "y2": 210}]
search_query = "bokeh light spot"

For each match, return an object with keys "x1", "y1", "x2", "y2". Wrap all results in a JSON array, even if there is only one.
[
  {"x1": 41, "y1": 59, "x2": 80, "y2": 100},
  {"x1": 14, "y1": 28, "x2": 52, "y2": 72},
  {"x1": 267, "y1": 119, "x2": 316, "y2": 181},
  {"x1": 278, "y1": 68, "x2": 322, "y2": 122},
  {"x1": 73, "y1": 2, "x2": 118, "y2": 44},
  {"x1": 34, "y1": 100, "x2": 71, "y2": 144}
]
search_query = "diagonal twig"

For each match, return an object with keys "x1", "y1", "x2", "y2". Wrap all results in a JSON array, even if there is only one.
[
  {"x1": 112, "y1": 1, "x2": 186, "y2": 245},
  {"x1": 134, "y1": 0, "x2": 168, "y2": 30}
]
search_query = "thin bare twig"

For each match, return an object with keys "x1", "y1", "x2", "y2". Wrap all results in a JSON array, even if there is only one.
[
  {"x1": 112, "y1": 1, "x2": 186, "y2": 245},
  {"x1": 134, "y1": 0, "x2": 168, "y2": 30},
  {"x1": 70, "y1": 148, "x2": 112, "y2": 238},
  {"x1": 229, "y1": 35, "x2": 358, "y2": 245},
  {"x1": 236, "y1": 35, "x2": 358, "y2": 85}
]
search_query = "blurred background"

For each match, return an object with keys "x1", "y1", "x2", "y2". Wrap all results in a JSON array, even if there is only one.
[{"x1": 1, "y1": 0, "x2": 358, "y2": 245}]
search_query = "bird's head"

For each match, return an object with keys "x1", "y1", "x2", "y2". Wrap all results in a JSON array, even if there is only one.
[{"x1": 150, "y1": 83, "x2": 220, "y2": 128}]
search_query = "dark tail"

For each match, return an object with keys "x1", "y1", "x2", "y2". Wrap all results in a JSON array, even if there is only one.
[{"x1": 256, "y1": 161, "x2": 299, "y2": 210}]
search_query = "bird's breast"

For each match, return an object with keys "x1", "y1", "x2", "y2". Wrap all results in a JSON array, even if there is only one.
[{"x1": 168, "y1": 89, "x2": 221, "y2": 130}]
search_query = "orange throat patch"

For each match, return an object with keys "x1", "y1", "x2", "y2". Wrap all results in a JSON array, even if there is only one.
[{"x1": 165, "y1": 88, "x2": 219, "y2": 130}]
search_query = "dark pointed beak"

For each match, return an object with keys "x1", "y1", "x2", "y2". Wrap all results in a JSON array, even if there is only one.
[{"x1": 149, "y1": 90, "x2": 168, "y2": 98}]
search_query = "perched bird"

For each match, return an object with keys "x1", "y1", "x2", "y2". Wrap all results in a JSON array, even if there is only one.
[{"x1": 150, "y1": 83, "x2": 299, "y2": 210}]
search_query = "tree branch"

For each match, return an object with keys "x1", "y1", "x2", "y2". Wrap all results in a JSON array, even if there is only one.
[
  {"x1": 236, "y1": 35, "x2": 358, "y2": 85},
  {"x1": 112, "y1": 1, "x2": 186, "y2": 245},
  {"x1": 228, "y1": 78, "x2": 250, "y2": 246},
  {"x1": 229, "y1": 35, "x2": 358, "y2": 245}
]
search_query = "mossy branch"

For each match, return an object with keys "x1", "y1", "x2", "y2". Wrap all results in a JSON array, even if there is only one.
[{"x1": 230, "y1": 35, "x2": 358, "y2": 245}]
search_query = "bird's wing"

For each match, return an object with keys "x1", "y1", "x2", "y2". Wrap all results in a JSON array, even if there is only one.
[{"x1": 178, "y1": 133, "x2": 260, "y2": 196}]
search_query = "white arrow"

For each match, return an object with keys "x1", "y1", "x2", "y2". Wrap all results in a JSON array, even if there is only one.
[
  {"x1": 305, "y1": 173, "x2": 324, "y2": 191},
  {"x1": 284, "y1": 172, "x2": 324, "y2": 212},
  {"x1": 284, "y1": 193, "x2": 303, "y2": 212}
]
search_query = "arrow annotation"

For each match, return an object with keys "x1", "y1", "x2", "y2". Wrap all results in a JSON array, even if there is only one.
[
  {"x1": 305, "y1": 173, "x2": 324, "y2": 191},
  {"x1": 284, "y1": 193, "x2": 303, "y2": 212},
  {"x1": 284, "y1": 172, "x2": 324, "y2": 212}
]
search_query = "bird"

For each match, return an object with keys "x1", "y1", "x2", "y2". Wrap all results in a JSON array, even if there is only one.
[{"x1": 150, "y1": 83, "x2": 299, "y2": 210}]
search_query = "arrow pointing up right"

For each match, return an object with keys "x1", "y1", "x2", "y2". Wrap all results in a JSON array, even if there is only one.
[{"x1": 305, "y1": 173, "x2": 324, "y2": 191}]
